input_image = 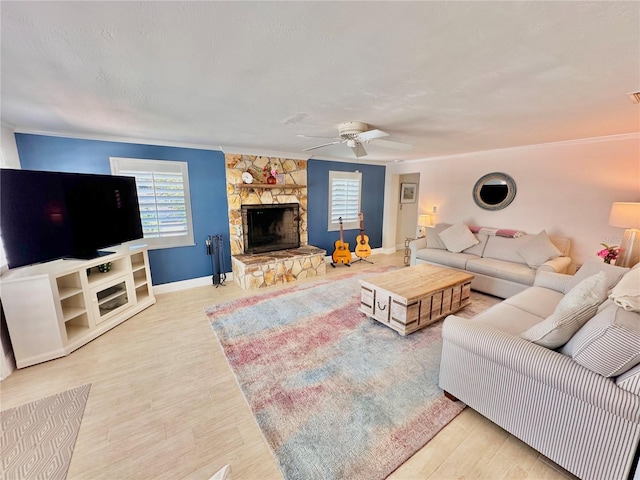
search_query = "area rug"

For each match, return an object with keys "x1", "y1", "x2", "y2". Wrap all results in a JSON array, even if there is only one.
[
  {"x1": 1, "y1": 384, "x2": 91, "y2": 480},
  {"x1": 206, "y1": 270, "x2": 499, "y2": 480}
]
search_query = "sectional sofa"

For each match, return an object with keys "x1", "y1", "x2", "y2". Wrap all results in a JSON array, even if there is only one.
[
  {"x1": 409, "y1": 223, "x2": 571, "y2": 298},
  {"x1": 439, "y1": 260, "x2": 640, "y2": 480}
]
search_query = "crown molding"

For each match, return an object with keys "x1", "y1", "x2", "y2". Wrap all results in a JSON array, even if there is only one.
[
  {"x1": 398, "y1": 132, "x2": 640, "y2": 164},
  {"x1": 11, "y1": 128, "x2": 225, "y2": 152},
  {"x1": 220, "y1": 145, "x2": 311, "y2": 160}
]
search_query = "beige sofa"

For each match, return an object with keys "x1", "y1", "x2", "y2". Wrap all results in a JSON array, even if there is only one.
[
  {"x1": 439, "y1": 260, "x2": 640, "y2": 480},
  {"x1": 409, "y1": 223, "x2": 571, "y2": 298}
]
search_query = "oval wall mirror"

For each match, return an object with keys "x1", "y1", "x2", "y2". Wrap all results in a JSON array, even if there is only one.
[{"x1": 473, "y1": 172, "x2": 517, "y2": 211}]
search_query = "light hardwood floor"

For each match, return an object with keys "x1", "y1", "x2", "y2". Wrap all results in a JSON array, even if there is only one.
[{"x1": 0, "y1": 252, "x2": 576, "y2": 480}]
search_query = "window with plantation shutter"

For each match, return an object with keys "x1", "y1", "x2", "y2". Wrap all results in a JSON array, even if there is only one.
[
  {"x1": 328, "y1": 171, "x2": 361, "y2": 231},
  {"x1": 110, "y1": 157, "x2": 195, "y2": 249}
]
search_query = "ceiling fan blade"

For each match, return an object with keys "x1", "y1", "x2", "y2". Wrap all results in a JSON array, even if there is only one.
[
  {"x1": 297, "y1": 134, "x2": 340, "y2": 140},
  {"x1": 371, "y1": 138, "x2": 413, "y2": 150},
  {"x1": 356, "y1": 129, "x2": 388, "y2": 141},
  {"x1": 351, "y1": 143, "x2": 367, "y2": 158},
  {"x1": 302, "y1": 141, "x2": 343, "y2": 152}
]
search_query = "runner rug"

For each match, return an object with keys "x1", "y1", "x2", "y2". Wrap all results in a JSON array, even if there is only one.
[
  {"x1": 0, "y1": 384, "x2": 91, "y2": 480},
  {"x1": 206, "y1": 270, "x2": 498, "y2": 480}
]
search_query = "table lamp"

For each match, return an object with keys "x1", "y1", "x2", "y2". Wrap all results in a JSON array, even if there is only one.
[
  {"x1": 418, "y1": 214, "x2": 431, "y2": 237},
  {"x1": 609, "y1": 202, "x2": 640, "y2": 267}
]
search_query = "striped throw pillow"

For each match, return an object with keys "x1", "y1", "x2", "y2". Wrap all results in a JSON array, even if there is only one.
[
  {"x1": 520, "y1": 303, "x2": 599, "y2": 348},
  {"x1": 520, "y1": 271, "x2": 607, "y2": 348},
  {"x1": 563, "y1": 303, "x2": 640, "y2": 377}
]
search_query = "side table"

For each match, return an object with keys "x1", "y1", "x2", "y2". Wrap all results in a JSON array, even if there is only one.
[{"x1": 404, "y1": 237, "x2": 415, "y2": 266}]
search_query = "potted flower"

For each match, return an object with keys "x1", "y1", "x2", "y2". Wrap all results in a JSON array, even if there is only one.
[
  {"x1": 263, "y1": 163, "x2": 278, "y2": 184},
  {"x1": 597, "y1": 243, "x2": 621, "y2": 264}
]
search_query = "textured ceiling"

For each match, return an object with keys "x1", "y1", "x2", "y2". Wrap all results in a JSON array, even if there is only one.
[{"x1": 1, "y1": 1, "x2": 639, "y2": 162}]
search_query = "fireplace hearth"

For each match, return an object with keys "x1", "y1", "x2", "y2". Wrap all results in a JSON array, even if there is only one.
[{"x1": 242, "y1": 203, "x2": 300, "y2": 254}]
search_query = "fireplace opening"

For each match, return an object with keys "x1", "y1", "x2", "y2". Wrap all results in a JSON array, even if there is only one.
[{"x1": 242, "y1": 203, "x2": 300, "y2": 254}]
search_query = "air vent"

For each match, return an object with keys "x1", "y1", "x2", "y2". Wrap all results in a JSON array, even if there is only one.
[{"x1": 628, "y1": 91, "x2": 640, "y2": 104}]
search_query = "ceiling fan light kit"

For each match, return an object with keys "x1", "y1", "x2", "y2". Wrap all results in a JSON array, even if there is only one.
[{"x1": 299, "y1": 121, "x2": 412, "y2": 158}]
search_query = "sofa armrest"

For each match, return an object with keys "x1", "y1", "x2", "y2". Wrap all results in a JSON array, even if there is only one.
[
  {"x1": 538, "y1": 255, "x2": 571, "y2": 274},
  {"x1": 533, "y1": 271, "x2": 572, "y2": 293},
  {"x1": 409, "y1": 237, "x2": 427, "y2": 264},
  {"x1": 441, "y1": 315, "x2": 640, "y2": 421}
]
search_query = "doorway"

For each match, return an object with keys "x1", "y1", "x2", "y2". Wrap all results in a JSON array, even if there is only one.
[{"x1": 395, "y1": 173, "x2": 420, "y2": 250}]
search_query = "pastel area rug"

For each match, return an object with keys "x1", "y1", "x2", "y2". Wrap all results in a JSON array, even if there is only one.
[
  {"x1": 0, "y1": 384, "x2": 91, "y2": 480},
  {"x1": 206, "y1": 269, "x2": 499, "y2": 480}
]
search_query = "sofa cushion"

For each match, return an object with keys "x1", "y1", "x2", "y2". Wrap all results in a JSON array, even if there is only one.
[
  {"x1": 462, "y1": 233, "x2": 489, "y2": 257},
  {"x1": 466, "y1": 258, "x2": 536, "y2": 286},
  {"x1": 520, "y1": 271, "x2": 607, "y2": 348},
  {"x1": 473, "y1": 303, "x2": 546, "y2": 336},
  {"x1": 561, "y1": 303, "x2": 640, "y2": 377},
  {"x1": 517, "y1": 230, "x2": 562, "y2": 268},
  {"x1": 503, "y1": 286, "x2": 564, "y2": 319},
  {"x1": 439, "y1": 223, "x2": 479, "y2": 253},
  {"x1": 565, "y1": 258, "x2": 629, "y2": 293},
  {"x1": 425, "y1": 224, "x2": 450, "y2": 250},
  {"x1": 609, "y1": 268, "x2": 640, "y2": 312},
  {"x1": 414, "y1": 248, "x2": 480, "y2": 270},
  {"x1": 482, "y1": 235, "x2": 532, "y2": 264}
]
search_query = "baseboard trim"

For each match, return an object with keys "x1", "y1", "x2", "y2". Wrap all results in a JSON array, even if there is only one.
[
  {"x1": 155, "y1": 248, "x2": 396, "y2": 294},
  {"x1": 153, "y1": 273, "x2": 235, "y2": 294}
]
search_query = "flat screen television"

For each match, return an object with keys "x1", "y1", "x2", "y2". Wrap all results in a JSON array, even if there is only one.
[{"x1": 1, "y1": 169, "x2": 143, "y2": 269}]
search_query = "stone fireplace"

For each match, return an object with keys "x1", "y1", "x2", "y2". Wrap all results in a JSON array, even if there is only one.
[
  {"x1": 242, "y1": 203, "x2": 300, "y2": 254},
  {"x1": 225, "y1": 154, "x2": 326, "y2": 289}
]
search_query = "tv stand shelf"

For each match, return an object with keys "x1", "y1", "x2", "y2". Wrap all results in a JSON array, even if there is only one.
[{"x1": 0, "y1": 245, "x2": 156, "y2": 369}]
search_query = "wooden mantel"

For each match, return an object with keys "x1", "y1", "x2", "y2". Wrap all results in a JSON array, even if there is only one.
[{"x1": 236, "y1": 183, "x2": 306, "y2": 189}]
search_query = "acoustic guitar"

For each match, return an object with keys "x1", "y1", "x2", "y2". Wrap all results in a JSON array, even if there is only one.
[
  {"x1": 354, "y1": 212, "x2": 372, "y2": 259},
  {"x1": 331, "y1": 217, "x2": 351, "y2": 266}
]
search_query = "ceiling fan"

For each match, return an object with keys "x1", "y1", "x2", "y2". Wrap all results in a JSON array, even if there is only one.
[{"x1": 298, "y1": 121, "x2": 412, "y2": 158}]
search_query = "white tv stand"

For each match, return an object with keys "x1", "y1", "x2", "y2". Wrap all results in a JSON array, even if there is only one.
[{"x1": 0, "y1": 245, "x2": 156, "y2": 368}]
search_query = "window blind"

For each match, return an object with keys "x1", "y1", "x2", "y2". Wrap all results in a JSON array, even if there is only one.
[
  {"x1": 110, "y1": 157, "x2": 194, "y2": 249},
  {"x1": 122, "y1": 170, "x2": 187, "y2": 238},
  {"x1": 328, "y1": 171, "x2": 361, "y2": 231}
]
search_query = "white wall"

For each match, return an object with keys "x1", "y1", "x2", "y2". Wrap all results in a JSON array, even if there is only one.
[
  {"x1": 387, "y1": 134, "x2": 640, "y2": 269},
  {"x1": 1, "y1": 124, "x2": 21, "y2": 168},
  {"x1": 0, "y1": 125, "x2": 18, "y2": 378}
]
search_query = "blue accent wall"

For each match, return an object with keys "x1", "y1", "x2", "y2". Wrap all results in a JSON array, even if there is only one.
[
  {"x1": 14, "y1": 134, "x2": 230, "y2": 286},
  {"x1": 307, "y1": 159, "x2": 385, "y2": 253}
]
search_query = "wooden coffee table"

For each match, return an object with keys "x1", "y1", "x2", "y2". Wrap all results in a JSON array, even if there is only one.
[{"x1": 359, "y1": 264, "x2": 474, "y2": 335}]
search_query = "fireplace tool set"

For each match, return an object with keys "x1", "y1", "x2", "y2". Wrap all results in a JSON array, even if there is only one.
[{"x1": 206, "y1": 234, "x2": 227, "y2": 287}]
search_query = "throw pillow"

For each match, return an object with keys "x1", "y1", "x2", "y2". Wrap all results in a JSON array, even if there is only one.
[
  {"x1": 520, "y1": 303, "x2": 599, "y2": 348},
  {"x1": 438, "y1": 223, "x2": 479, "y2": 253},
  {"x1": 609, "y1": 268, "x2": 640, "y2": 312},
  {"x1": 561, "y1": 303, "x2": 640, "y2": 377},
  {"x1": 517, "y1": 230, "x2": 562, "y2": 269},
  {"x1": 564, "y1": 258, "x2": 630, "y2": 293},
  {"x1": 425, "y1": 224, "x2": 450, "y2": 250},
  {"x1": 520, "y1": 271, "x2": 607, "y2": 348},
  {"x1": 555, "y1": 270, "x2": 608, "y2": 313}
]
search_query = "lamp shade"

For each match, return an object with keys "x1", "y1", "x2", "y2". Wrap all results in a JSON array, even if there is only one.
[
  {"x1": 609, "y1": 202, "x2": 640, "y2": 229},
  {"x1": 418, "y1": 214, "x2": 431, "y2": 227}
]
